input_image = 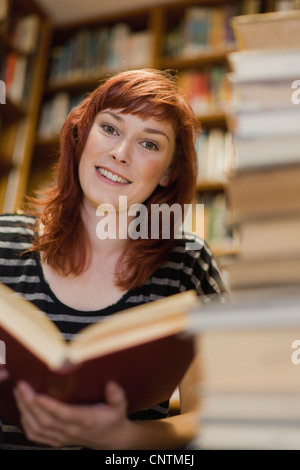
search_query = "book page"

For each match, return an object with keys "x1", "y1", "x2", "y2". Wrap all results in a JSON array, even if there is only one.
[
  {"x1": 68, "y1": 290, "x2": 199, "y2": 362},
  {"x1": 0, "y1": 283, "x2": 66, "y2": 367}
]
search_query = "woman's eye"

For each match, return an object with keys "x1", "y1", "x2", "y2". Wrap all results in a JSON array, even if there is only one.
[
  {"x1": 142, "y1": 141, "x2": 159, "y2": 151},
  {"x1": 102, "y1": 124, "x2": 118, "y2": 135}
]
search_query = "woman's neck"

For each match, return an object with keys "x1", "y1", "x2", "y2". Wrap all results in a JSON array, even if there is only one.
[{"x1": 80, "y1": 199, "x2": 129, "y2": 259}]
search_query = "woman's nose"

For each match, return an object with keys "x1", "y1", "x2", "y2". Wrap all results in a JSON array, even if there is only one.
[{"x1": 109, "y1": 139, "x2": 131, "y2": 165}]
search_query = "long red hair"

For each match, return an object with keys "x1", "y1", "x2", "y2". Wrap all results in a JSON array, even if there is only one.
[{"x1": 29, "y1": 69, "x2": 201, "y2": 289}]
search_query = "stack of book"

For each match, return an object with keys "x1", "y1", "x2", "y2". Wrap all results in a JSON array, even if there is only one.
[
  {"x1": 188, "y1": 288, "x2": 300, "y2": 450},
  {"x1": 223, "y1": 10, "x2": 300, "y2": 291}
]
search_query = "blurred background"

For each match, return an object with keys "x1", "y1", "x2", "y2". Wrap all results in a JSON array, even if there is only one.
[{"x1": 0, "y1": 0, "x2": 300, "y2": 295}]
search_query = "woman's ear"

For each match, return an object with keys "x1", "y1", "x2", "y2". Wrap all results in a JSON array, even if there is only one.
[{"x1": 159, "y1": 170, "x2": 170, "y2": 187}]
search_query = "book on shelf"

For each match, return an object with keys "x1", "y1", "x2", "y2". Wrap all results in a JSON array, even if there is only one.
[
  {"x1": 237, "y1": 214, "x2": 300, "y2": 260},
  {"x1": 6, "y1": 54, "x2": 28, "y2": 104},
  {"x1": 48, "y1": 25, "x2": 153, "y2": 85},
  {"x1": 241, "y1": 0, "x2": 263, "y2": 14},
  {"x1": 195, "y1": 129, "x2": 234, "y2": 184},
  {"x1": 177, "y1": 66, "x2": 231, "y2": 117},
  {"x1": 205, "y1": 194, "x2": 232, "y2": 249},
  {"x1": 126, "y1": 30, "x2": 153, "y2": 69},
  {"x1": 208, "y1": 5, "x2": 227, "y2": 48},
  {"x1": 210, "y1": 66, "x2": 232, "y2": 109},
  {"x1": 275, "y1": 0, "x2": 300, "y2": 10},
  {"x1": 0, "y1": 81, "x2": 5, "y2": 105},
  {"x1": 0, "y1": 284, "x2": 199, "y2": 428},
  {"x1": 186, "y1": 291, "x2": 300, "y2": 449},
  {"x1": 0, "y1": 0, "x2": 8, "y2": 34},
  {"x1": 2, "y1": 51, "x2": 29, "y2": 105},
  {"x1": 195, "y1": 193, "x2": 237, "y2": 256},
  {"x1": 231, "y1": 10, "x2": 300, "y2": 51},
  {"x1": 183, "y1": 4, "x2": 239, "y2": 56},
  {"x1": 106, "y1": 22, "x2": 130, "y2": 71},
  {"x1": 178, "y1": 70, "x2": 210, "y2": 115},
  {"x1": 12, "y1": 14, "x2": 40, "y2": 54},
  {"x1": 206, "y1": 129, "x2": 233, "y2": 182},
  {"x1": 0, "y1": 0, "x2": 8, "y2": 23},
  {"x1": 2, "y1": 51, "x2": 17, "y2": 91},
  {"x1": 225, "y1": 163, "x2": 300, "y2": 224},
  {"x1": 38, "y1": 93, "x2": 85, "y2": 140},
  {"x1": 163, "y1": 3, "x2": 239, "y2": 59},
  {"x1": 182, "y1": 6, "x2": 211, "y2": 56}
]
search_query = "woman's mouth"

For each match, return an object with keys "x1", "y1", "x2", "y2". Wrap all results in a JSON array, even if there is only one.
[{"x1": 95, "y1": 167, "x2": 131, "y2": 184}]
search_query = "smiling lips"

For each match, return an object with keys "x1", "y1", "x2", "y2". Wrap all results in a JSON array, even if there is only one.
[{"x1": 96, "y1": 166, "x2": 131, "y2": 184}]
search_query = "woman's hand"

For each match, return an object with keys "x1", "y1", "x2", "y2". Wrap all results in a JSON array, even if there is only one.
[{"x1": 13, "y1": 380, "x2": 134, "y2": 449}]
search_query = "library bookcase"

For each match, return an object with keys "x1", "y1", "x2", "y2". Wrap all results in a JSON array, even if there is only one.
[
  {"x1": 0, "y1": 0, "x2": 51, "y2": 213},
  {"x1": 0, "y1": 0, "x2": 277, "y2": 256}
]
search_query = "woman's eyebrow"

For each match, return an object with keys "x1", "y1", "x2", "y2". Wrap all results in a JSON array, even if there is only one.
[
  {"x1": 100, "y1": 111, "x2": 170, "y2": 141},
  {"x1": 143, "y1": 128, "x2": 170, "y2": 142},
  {"x1": 101, "y1": 111, "x2": 124, "y2": 121}
]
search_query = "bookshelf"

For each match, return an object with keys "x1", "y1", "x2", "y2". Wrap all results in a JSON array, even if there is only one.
[
  {"x1": 1, "y1": 0, "x2": 277, "y2": 256},
  {"x1": 0, "y1": 0, "x2": 51, "y2": 213}
]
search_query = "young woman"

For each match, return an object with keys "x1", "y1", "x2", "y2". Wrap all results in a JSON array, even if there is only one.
[{"x1": 0, "y1": 69, "x2": 227, "y2": 449}]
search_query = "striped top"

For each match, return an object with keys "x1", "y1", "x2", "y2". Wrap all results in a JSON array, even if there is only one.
[{"x1": 0, "y1": 213, "x2": 227, "y2": 449}]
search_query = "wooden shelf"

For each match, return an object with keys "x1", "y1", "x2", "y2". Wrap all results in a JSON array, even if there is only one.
[
  {"x1": 46, "y1": 76, "x2": 101, "y2": 96},
  {"x1": 0, "y1": 155, "x2": 13, "y2": 173},
  {"x1": 35, "y1": 135, "x2": 59, "y2": 148},
  {"x1": 197, "y1": 110, "x2": 227, "y2": 127},
  {"x1": 158, "y1": 47, "x2": 234, "y2": 70},
  {"x1": 197, "y1": 180, "x2": 226, "y2": 192},
  {"x1": 212, "y1": 246, "x2": 240, "y2": 258},
  {"x1": 0, "y1": 97, "x2": 26, "y2": 121},
  {"x1": 0, "y1": 30, "x2": 13, "y2": 52}
]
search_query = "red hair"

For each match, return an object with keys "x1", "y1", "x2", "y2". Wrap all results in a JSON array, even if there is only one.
[{"x1": 28, "y1": 69, "x2": 201, "y2": 290}]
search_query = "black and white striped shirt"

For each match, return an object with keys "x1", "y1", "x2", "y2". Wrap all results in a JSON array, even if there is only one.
[{"x1": 0, "y1": 213, "x2": 227, "y2": 449}]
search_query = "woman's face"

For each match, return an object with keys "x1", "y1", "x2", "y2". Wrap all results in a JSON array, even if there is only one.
[{"x1": 78, "y1": 108, "x2": 176, "y2": 211}]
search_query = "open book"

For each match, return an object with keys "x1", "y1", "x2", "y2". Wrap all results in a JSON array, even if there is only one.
[{"x1": 0, "y1": 283, "x2": 199, "y2": 427}]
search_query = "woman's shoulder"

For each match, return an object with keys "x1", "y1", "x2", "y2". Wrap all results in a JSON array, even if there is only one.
[
  {"x1": 170, "y1": 233, "x2": 214, "y2": 261},
  {"x1": 0, "y1": 212, "x2": 36, "y2": 228},
  {"x1": 168, "y1": 233, "x2": 228, "y2": 298},
  {"x1": 0, "y1": 212, "x2": 36, "y2": 245}
]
